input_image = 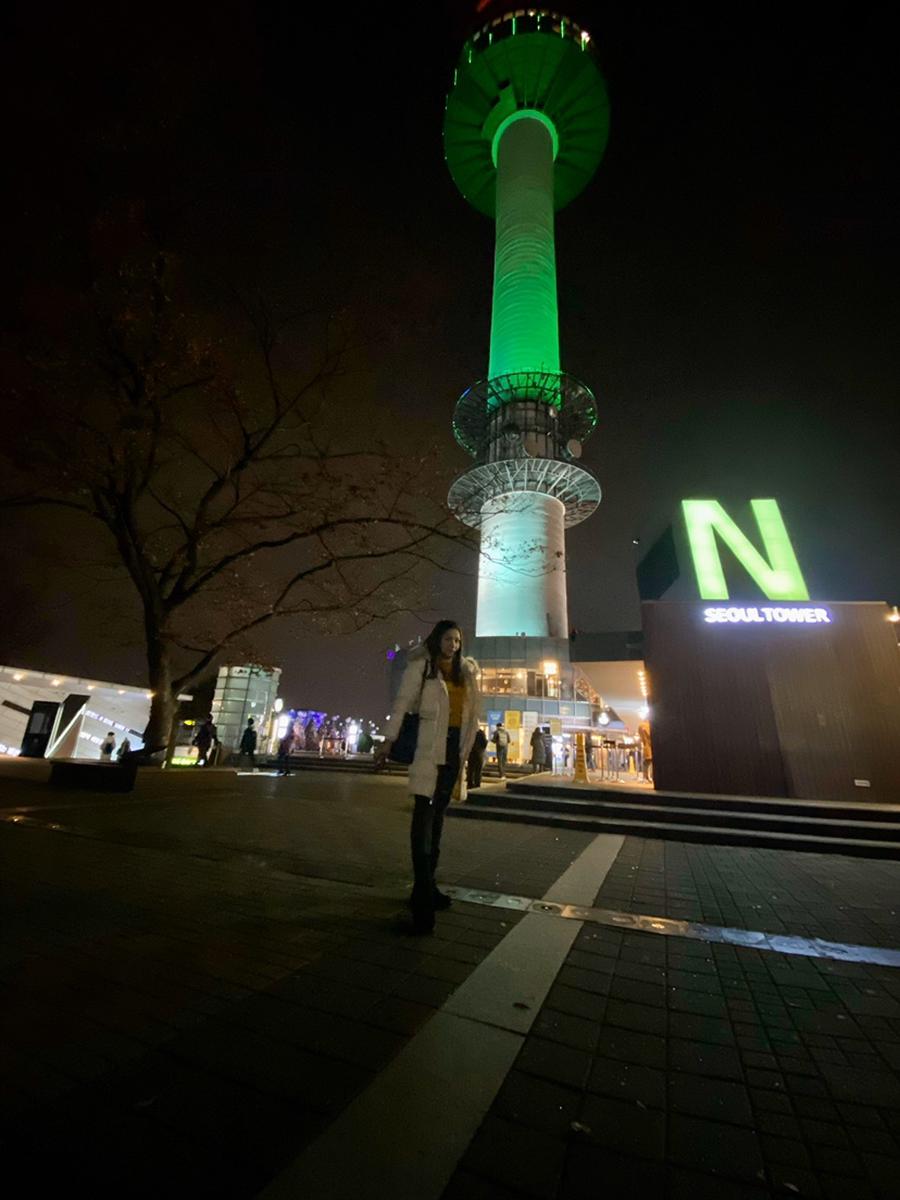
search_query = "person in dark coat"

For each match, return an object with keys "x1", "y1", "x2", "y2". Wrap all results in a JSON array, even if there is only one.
[
  {"x1": 491, "y1": 722, "x2": 509, "y2": 777},
  {"x1": 239, "y1": 718, "x2": 258, "y2": 769},
  {"x1": 542, "y1": 727, "x2": 553, "y2": 772},
  {"x1": 466, "y1": 727, "x2": 488, "y2": 789},
  {"x1": 530, "y1": 726, "x2": 546, "y2": 773},
  {"x1": 276, "y1": 732, "x2": 294, "y2": 776},
  {"x1": 193, "y1": 716, "x2": 218, "y2": 767}
]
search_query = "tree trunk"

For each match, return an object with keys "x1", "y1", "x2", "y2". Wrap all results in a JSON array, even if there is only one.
[{"x1": 141, "y1": 632, "x2": 178, "y2": 764}]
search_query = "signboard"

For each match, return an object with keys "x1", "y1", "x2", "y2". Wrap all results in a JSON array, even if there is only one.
[
  {"x1": 487, "y1": 710, "x2": 503, "y2": 727},
  {"x1": 503, "y1": 710, "x2": 521, "y2": 731},
  {"x1": 549, "y1": 718, "x2": 563, "y2": 735},
  {"x1": 703, "y1": 605, "x2": 832, "y2": 626},
  {"x1": 682, "y1": 499, "x2": 809, "y2": 601},
  {"x1": 521, "y1": 711, "x2": 538, "y2": 727}
]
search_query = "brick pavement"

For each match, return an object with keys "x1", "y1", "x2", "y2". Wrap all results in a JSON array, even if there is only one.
[
  {"x1": 0, "y1": 766, "x2": 592, "y2": 1196},
  {"x1": 442, "y1": 838, "x2": 900, "y2": 1200},
  {"x1": 2, "y1": 767, "x2": 899, "y2": 1198},
  {"x1": 593, "y1": 838, "x2": 900, "y2": 947}
]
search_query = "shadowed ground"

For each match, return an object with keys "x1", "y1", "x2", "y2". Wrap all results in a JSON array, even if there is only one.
[{"x1": 1, "y1": 760, "x2": 898, "y2": 1198}]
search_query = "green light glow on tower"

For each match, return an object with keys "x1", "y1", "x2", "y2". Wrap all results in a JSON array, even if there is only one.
[
  {"x1": 489, "y1": 114, "x2": 560, "y2": 383},
  {"x1": 445, "y1": 10, "x2": 610, "y2": 402},
  {"x1": 683, "y1": 499, "x2": 810, "y2": 601}
]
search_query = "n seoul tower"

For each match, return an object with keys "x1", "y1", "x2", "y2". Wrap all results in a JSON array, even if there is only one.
[{"x1": 445, "y1": 6, "x2": 609, "y2": 716}]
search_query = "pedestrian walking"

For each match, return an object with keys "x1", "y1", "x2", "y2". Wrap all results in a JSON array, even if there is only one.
[
  {"x1": 491, "y1": 721, "x2": 509, "y2": 777},
  {"x1": 585, "y1": 730, "x2": 595, "y2": 770},
  {"x1": 638, "y1": 718, "x2": 653, "y2": 783},
  {"x1": 116, "y1": 736, "x2": 131, "y2": 762},
  {"x1": 377, "y1": 619, "x2": 481, "y2": 935},
  {"x1": 192, "y1": 715, "x2": 218, "y2": 767},
  {"x1": 276, "y1": 732, "x2": 294, "y2": 775},
  {"x1": 542, "y1": 726, "x2": 553, "y2": 771},
  {"x1": 239, "y1": 718, "x2": 258, "y2": 769},
  {"x1": 530, "y1": 725, "x2": 546, "y2": 773},
  {"x1": 466, "y1": 726, "x2": 488, "y2": 790},
  {"x1": 100, "y1": 731, "x2": 116, "y2": 761}
]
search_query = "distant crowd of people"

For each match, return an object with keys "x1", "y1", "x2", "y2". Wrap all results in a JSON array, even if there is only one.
[{"x1": 134, "y1": 707, "x2": 653, "y2": 784}]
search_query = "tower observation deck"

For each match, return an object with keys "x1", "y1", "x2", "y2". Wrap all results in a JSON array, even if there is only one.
[{"x1": 444, "y1": 8, "x2": 609, "y2": 644}]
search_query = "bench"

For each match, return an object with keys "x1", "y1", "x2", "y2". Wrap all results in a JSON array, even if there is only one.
[{"x1": 49, "y1": 759, "x2": 138, "y2": 793}]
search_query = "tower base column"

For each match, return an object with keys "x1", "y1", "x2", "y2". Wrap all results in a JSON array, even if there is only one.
[{"x1": 476, "y1": 493, "x2": 568, "y2": 638}]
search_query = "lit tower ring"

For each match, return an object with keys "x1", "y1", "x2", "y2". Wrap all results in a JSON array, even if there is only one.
[{"x1": 445, "y1": 8, "x2": 609, "y2": 638}]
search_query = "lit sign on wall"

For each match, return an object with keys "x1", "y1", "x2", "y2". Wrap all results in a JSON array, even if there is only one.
[
  {"x1": 704, "y1": 606, "x2": 832, "y2": 625},
  {"x1": 683, "y1": 499, "x2": 809, "y2": 601}
]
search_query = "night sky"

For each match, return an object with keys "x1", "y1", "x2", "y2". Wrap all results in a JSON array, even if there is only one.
[{"x1": 2, "y1": 1, "x2": 898, "y2": 719}]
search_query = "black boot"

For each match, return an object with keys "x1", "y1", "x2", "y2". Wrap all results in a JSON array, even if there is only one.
[{"x1": 409, "y1": 848, "x2": 435, "y2": 932}]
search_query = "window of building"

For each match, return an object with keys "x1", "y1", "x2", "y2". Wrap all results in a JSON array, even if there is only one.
[{"x1": 480, "y1": 667, "x2": 527, "y2": 695}]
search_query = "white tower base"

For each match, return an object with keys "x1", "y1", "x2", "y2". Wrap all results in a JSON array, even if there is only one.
[{"x1": 476, "y1": 493, "x2": 567, "y2": 638}]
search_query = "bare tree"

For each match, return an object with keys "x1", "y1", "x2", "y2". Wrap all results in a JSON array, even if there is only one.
[{"x1": 2, "y1": 247, "x2": 474, "y2": 756}]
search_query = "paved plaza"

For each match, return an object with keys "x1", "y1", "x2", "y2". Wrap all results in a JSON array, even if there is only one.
[{"x1": 1, "y1": 761, "x2": 899, "y2": 1198}]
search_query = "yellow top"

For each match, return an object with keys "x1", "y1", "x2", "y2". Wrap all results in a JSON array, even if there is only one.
[{"x1": 440, "y1": 664, "x2": 465, "y2": 728}]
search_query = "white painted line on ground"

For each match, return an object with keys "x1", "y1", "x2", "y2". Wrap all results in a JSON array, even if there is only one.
[
  {"x1": 256, "y1": 1012, "x2": 521, "y2": 1200},
  {"x1": 543, "y1": 831, "x2": 624, "y2": 906},
  {"x1": 257, "y1": 833, "x2": 624, "y2": 1200},
  {"x1": 442, "y1": 910, "x2": 582, "y2": 1034},
  {"x1": 443, "y1": 833, "x2": 624, "y2": 1034}
]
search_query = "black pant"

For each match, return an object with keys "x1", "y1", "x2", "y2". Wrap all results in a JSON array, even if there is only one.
[
  {"x1": 410, "y1": 727, "x2": 460, "y2": 912},
  {"x1": 495, "y1": 746, "x2": 507, "y2": 776},
  {"x1": 466, "y1": 750, "x2": 484, "y2": 789}
]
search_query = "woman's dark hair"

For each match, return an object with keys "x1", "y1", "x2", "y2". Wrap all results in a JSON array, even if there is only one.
[{"x1": 424, "y1": 619, "x2": 463, "y2": 684}]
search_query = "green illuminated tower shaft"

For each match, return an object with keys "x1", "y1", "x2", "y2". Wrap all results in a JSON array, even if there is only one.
[
  {"x1": 445, "y1": 9, "x2": 610, "y2": 644},
  {"x1": 490, "y1": 115, "x2": 559, "y2": 382}
]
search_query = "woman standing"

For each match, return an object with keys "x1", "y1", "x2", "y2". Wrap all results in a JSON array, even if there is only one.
[{"x1": 379, "y1": 620, "x2": 480, "y2": 934}]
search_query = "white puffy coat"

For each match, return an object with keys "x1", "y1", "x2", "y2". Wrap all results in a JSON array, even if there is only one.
[{"x1": 387, "y1": 646, "x2": 481, "y2": 799}]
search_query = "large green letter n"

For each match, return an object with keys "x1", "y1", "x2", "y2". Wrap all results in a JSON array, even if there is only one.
[{"x1": 682, "y1": 499, "x2": 809, "y2": 601}]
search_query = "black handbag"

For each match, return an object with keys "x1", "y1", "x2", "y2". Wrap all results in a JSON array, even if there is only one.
[
  {"x1": 388, "y1": 713, "x2": 420, "y2": 764},
  {"x1": 388, "y1": 666, "x2": 427, "y2": 764}
]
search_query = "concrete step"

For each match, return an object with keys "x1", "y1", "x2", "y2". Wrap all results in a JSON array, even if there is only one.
[
  {"x1": 501, "y1": 780, "x2": 900, "y2": 824},
  {"x1": 245, "y1": 756, "x2": 402, "y2": 775},
  {"x1": 448, "y1": 803, "x2": 900, "y2": 859},
  {"x1": 464, "y1": 789, "x2": 900, "y2": 842}
]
